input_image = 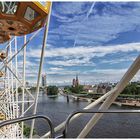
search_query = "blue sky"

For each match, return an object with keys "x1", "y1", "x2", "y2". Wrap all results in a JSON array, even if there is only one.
[{"x1": 1, "y1": 2, "x2": 140, "y2": 85}]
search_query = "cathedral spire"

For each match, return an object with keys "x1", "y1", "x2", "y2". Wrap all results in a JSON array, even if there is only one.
[{"x1": 76, "y1": 74, "x2": 79, "y2": 86}]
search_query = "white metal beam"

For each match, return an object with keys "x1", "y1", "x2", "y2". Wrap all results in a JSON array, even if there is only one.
[
  {"x1": 30, "y1": 2, "x2": 52, "y2": 138},
  {"x1": 21, "y1": 35, "x2": 26, "y2": 138}
]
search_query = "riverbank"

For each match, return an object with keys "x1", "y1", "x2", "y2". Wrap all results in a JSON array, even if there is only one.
[
  {"x1": 119, "y1": 100, "x2": 140, "y2": 107},
  {"x1": 61, "y1": 92, "x2": 140, "y2": 107}
]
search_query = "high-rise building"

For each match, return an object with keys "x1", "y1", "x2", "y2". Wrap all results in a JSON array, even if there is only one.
[{"x1": 42, "y1": 74, "x2": 46, "y2": 87}]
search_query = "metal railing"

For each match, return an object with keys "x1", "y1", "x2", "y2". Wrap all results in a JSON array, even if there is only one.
[
  {"x1": 62, "y1": 109, "x2": 140, "y2": 138},
  {"x1": 0, "y1": 114, "x2": 55, "y2": 138},
  {"x1": 0, "y1": 109, "x2": 140, "y2": 138}
]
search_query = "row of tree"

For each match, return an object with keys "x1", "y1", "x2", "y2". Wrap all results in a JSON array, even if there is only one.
[
  {"x1": 18, "y1": 82, "x2": 140, "y2": 96},
  {"x1": 64, "y1": 85, "x2": 84, "y2": 94},
  {"x1": 64, "y1": 82, "x2": 140, "y2": 96},
  {"x1": 121, "y1": 82, "x2": 140, "y2": 95},
  {"x1": 17, "y1": 86, "x2": 59, "y2": 96}
]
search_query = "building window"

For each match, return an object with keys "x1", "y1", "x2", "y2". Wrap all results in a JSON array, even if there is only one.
[
  {"x1": 0, "y1": 2, "x2": 18, "y2": 14},
  {"x1": 24, "y1": 7, "x2": 39, "y2": 21}
]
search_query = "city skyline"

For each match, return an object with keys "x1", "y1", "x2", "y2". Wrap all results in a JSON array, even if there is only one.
[{"x1": 1, "y1": 2, "x2": 140, "y2": 85}]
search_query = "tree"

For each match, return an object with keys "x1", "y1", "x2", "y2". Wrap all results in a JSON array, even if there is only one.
[
  {"x1": 64, "y1": 86, "x2": 72, "y2": 94},
  {"x1": 19, "y1": 124, "x2": 36, "y2": 138},
  {"x1": 70, "y1": 85, "x2": 84, "y2": 94},
  {"x1": 47, "y1": 86, "x2": 58, "y2": 95},
  {"x1": 121, "y1": 82, "x2": 140, "y2": 96}
]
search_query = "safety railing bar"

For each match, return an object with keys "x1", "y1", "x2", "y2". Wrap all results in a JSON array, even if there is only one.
[
  {"x1": 0, "y1": 114, "x2": 55, "y2": 138},
  {"x1": 63, "y1": 109, "x2": 140, "y2": 138}
]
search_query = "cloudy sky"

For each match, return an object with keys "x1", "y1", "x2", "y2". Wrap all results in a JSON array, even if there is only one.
[{"x1": 1, "y1": 2, "x2": 140, "y2": 86}]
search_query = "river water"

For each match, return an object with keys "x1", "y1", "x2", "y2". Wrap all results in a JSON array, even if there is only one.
[{"x1": 26, "y1": 93, "x2": 140, "y2": 138}]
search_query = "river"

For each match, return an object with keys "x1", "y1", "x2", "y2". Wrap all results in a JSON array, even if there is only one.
[{"x1": 25, "y1": 92, "x2": 140, "y2": 138}]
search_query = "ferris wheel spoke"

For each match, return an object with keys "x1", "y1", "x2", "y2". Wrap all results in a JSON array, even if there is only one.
[
  {"x1": 20, "y1": 102, "x2": 34, "y2": 117},
  {"x1": 0, "y1": 63, "x2": 35, "y2": 101}
]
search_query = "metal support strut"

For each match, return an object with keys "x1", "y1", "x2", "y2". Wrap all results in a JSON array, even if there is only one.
[{"x1": 30, "y1": 2, "x2": 52, "y2": 138}]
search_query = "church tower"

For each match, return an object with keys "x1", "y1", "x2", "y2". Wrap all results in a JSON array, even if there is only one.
[
  {"x1": 76, "y1": 74, "x2": 79, "y2": 86},
  {"x1": 72, "y1": 78, "x2": 76, "y2": 87}
]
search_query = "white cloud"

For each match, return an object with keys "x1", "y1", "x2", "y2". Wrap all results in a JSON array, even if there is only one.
[
  {"x1": 101, "y1": 56, "x2": 136, "y2": 64},
  {"x1": 46, "y1": 68, "x2": 140, "y2": 85},
  {"x1": 47, "y1": 57, "x2": 95, "y2": 66},
  {"x1": 49, "y1": 67, "x2": 64, "y2": 71},
  {"x1": 88, "y1": 68, "x2": 128, "y2": 75},
  {"x1": 53, "y1": 2, "x2": 90, "y2": 15},
  {"x1": 46, "y1": 66, "x2": 79, "y2": 75},
  {"x1": 26, "y1": 42, "x2": 140, "y2": 67},
  {"x1": 46, "y1": 42, "x2": 140, "y2": 58},
  {"x1": 49, "y1": 2, "x2": 140, "y2": 45},
  {"x1": 28, "y1": 42, "x2": 140, "y2": 58}
]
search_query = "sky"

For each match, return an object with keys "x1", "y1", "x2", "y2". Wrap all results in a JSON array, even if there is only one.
[{"x1": 1, "y1": 2, "x2": 140, "y2": 86}]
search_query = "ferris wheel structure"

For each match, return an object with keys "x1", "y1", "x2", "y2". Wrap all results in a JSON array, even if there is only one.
[{"x1": 0, "y1": 1, "x2": 51, "y2": 138}]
